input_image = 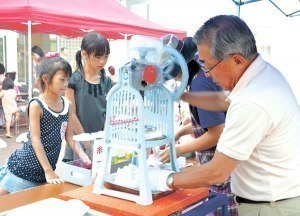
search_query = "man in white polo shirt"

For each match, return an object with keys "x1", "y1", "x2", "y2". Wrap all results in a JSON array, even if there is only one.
[{"x1": 150, "y1": 15, "x2": 300, "y2": 215}]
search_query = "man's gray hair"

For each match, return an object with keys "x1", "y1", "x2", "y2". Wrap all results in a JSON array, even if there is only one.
[{"x1": 193, "y1": 15, "x2": 257, "y2": 61}]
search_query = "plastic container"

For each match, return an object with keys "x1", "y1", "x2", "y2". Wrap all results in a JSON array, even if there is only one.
[{"x1": 129, "y1": 35, "x2": 163, "y2": 65}]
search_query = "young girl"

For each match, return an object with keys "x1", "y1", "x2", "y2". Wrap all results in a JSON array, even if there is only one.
[
  {"x1": 0, "y1": 77, "x2": 19, "y2": 138},
  {"x1": 63, "y1": 32, "x2": 113, "y2": 162},
  {"x1": 0, "y1": 57, "x2": 90, "y2": 196}
]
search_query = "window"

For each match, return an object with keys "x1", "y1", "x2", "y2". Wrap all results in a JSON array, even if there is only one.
[{"x1": 0, "y1": 36, "x2": 6, "y2": 67}]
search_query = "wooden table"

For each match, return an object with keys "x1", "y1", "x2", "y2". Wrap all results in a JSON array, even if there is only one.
[
  {"x1": 0, "y1": 181, "x2": 228, "y2": 216},
  {"x1": 0, "y1": 182, "x2": 79, "y2": 213},
  {"x1": 0, "y1": 157, "x2": 228, "y2": 215},
  {"x1": 59, "y1": 185, "x2": 210, "y2": 216}
]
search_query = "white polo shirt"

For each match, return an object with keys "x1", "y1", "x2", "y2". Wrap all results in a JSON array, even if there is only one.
[{"x1": 217, "y1": 55, "x2": 300, "y2": 201}]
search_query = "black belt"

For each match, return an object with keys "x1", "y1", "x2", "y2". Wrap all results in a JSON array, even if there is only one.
[{"x1": 235, "y1": 196, "x2": 289, "y2": 204}]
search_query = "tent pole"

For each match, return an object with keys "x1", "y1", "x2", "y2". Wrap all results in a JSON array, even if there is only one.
[
  {"x1": 124, "y1": 33, "x2": 129, "y2": 60},
  {"x1": 236, "y1": 0, "x2": 241, "y2": 17},
  {"x1": 57, "y1": 35, "x2": 60, "y2": 53},
  {"x1": 24, "y1": 34, "x2": 27, "y2": 83},
  {"x1": 236, "y1": 5, "x2": 241, "y2": 17},
  {"x1": 27, "y1": 20, "x2": 32, "y2": 100}
]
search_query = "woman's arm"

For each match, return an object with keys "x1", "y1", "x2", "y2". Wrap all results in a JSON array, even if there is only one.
[
  {"x1": 174, "y1": 121, "x2": 192, "y2": 141},
  {"x1": 159, "y1": 123, "x2": 224, "y2": 163},
  {"x1": 29, "y1": 101, "x2": 62, "y2": 184},
  {"x1": 176, "y1": 123, "x2": 224, "y2": 157},
  {"x1": 65, "y1": 88, "x2": 84, "y2": 134},
  {"x1": 181, "y1": 92, "x2": 229, "y2": 111},
  {"x1": 65, "y1": 102, "x2": 91, "y2": 164},
  {"x1": 65, "y1": 101, "x2": 75, "y2": 150}
]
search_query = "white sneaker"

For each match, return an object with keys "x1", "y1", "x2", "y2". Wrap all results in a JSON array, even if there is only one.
[{"x1": 0, "y1": 138, "x2": 7, "y2": 148}]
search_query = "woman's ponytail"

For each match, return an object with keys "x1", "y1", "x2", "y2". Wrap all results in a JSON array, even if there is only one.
[{"x1": 75, "y1": 50, "x2": 83, "y2": 72}]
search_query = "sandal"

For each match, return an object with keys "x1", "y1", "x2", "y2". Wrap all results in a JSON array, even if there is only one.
[{"x1": 6, "y1": 134, "x2": 13, "y2": 138}]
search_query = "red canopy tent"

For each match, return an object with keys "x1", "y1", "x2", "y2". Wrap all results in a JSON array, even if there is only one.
[
  {"x1": 0, "y1": 0, "x2": 186, "y2": 39},
  {"x1": 0, "y1": 0, "x2": 186, "y2": 98}
]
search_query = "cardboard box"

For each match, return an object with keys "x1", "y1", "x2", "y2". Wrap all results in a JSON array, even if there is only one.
[{"x1": 63, "y1": 132, "x2": 104, "y2": 186}]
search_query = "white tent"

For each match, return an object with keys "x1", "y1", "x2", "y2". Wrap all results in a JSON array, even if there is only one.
[{"x1": 232, "y1": 0, "x2": 300, "y2": 17}]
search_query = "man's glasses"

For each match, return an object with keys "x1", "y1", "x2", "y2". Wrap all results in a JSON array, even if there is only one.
[{"x1": 199, "y1": 59, "x2": 223, "y2": 74}]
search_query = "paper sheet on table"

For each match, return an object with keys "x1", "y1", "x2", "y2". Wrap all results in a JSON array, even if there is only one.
[{"x1": 7, "y1": 198, "x2": 89, "y2": 216}]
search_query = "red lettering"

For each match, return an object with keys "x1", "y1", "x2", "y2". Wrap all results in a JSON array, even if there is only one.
[{"x1": 109, "y1": 115, "x2": 140, "y2": 126}]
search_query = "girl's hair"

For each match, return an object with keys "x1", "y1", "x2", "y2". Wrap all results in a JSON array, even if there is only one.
[
  {"x1": 2, "y1": 77, "x2": 14, "y2": 90},
  {"x1": 39, "y1": 57, "x2": 72, "y2": 91},
  {"x1": 31, "y1": 45, "x2": 45, "y2": 58},
  {"x1": 5, "y1": 71, "x2": 16, "y2": 81},
  {"x1": 75, "y1": 32, "x2": 110, "y2": 72}
]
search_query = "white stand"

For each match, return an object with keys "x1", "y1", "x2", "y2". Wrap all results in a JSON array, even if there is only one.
[{"x1": 93, "y1": 66, "x2": 178, "y2": 205}]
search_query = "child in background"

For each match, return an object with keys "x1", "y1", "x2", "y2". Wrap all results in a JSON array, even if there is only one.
[
  {"x1": 63, "y1": 32, "x2": 113, "y2": 162},
  {"x1": 0, "y1": 77, "x2": 19, "y2": 138},
  {"x1": 0, "y1": 63, "x2": 6, "y2": 127},
  {"x1": 5, "y1": 72, "x2": 21, "y2": 100},
  {"x1": 0, "y1": 57, "x2": 91, "y2": 196}
]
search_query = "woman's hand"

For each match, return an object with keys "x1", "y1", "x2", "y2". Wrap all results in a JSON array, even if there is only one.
[
  {"x1": 174, "y1": 131, "x2": 181, "y2": 142},
  {"x1": 159, "y1": 145, "x2": 182, "y2": 164},
  {"x1": 78, "y1": 148, "x2": 92, "y2": 164},
  {"x1": 45, "y1": 170, "x2": 64, "y2": 184}
]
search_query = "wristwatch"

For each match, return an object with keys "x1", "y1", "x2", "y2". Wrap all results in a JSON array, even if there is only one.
[{"x1": 166, "y1": 172, "x2": 181, "y2": 190}]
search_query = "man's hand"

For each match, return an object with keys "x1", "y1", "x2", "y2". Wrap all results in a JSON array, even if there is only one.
[{"x1": 148, "y1": 167, "x2": 174, "y2": 191}]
